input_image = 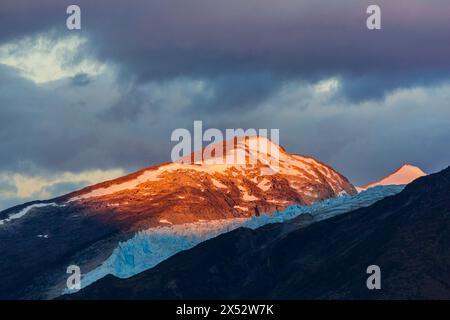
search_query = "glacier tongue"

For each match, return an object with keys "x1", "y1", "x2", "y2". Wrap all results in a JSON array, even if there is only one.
[{"x1": 75, "y1": 185, "x2": 404, "y2": 292}]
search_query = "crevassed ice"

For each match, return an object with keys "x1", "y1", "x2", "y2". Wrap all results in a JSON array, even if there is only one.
[{"x1": 76, "y1": 185, "x2": 404, "y2": 291}]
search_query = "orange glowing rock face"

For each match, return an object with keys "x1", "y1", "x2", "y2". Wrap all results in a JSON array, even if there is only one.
[{"x1": 63, "y1": 136, "x2": 356, "y2": 232}]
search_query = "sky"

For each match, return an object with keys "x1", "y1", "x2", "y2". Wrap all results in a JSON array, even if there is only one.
[{"x1": 1, "y1": 0, "x2": 450, "y2": 210}]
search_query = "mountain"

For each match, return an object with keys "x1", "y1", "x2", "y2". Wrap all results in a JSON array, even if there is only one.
[
  {"x1": 0, "y1": 136, "x2": 355, "y2": 299},
  {"x1": 362, "y1": 164, "x2": 426, "y2": 190},
  {"x1": 76, "y1": 185, "x2": 404, "y2": 290},
  {"x1": 62, "y1": 136, "x2": 356, "y2": 230},
  {"x1": 65, "y1": 166, "x2": 450, "y2": 300}
]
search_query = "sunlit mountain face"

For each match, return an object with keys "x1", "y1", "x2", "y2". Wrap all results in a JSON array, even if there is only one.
[
  {"x1": 64, "y1": 136, "x2": 356, "y2": 230},
  {"x1": 362, "y1": 165, "x2": 426, "y2": 190}
]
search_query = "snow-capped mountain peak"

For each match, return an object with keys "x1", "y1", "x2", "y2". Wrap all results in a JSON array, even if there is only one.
[
  {"x1": 62, "y1": 136, "x2": 356, "y2": 230},
  {"x1": 177, "y1": 135, "x2": 283, "y2": 168},
  {"x1": 362, "y1": 164, "x2": 426, "y2": 190}
]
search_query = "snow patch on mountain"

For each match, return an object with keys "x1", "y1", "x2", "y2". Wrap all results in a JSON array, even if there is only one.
[
  {"x1": 211, "y1": 178, "x2": 227, "y2": 189},
  {"x1": 257, "y1": 178, "x2": 271, "y2": 191},
  {"x1": 0, "y1": 203, "x2": 57, "y2": 226},
  {"x1": 73, "y1": 185, "x2": 403, "y2": 293}
]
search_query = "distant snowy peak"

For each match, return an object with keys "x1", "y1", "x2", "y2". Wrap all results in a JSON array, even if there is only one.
[{"x1": 363, "y1": 164, "x2": 426, "y2": 190}]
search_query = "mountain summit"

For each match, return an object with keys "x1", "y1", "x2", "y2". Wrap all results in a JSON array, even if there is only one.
[
  {"x1": 61, "y1": 136, "x2": 357, "y2": 230},
  {"x1": 362, "y1": 164, "x2": 426, "y2": 190}
]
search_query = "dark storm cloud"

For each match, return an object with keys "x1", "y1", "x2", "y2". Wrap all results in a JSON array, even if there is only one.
[
  {"x1": 338, "y1": 71, "x2": 450, "y2": 103},
  {"x1": 197, "y1": 74, "x2": 284, "y2": 112},
  {"x1": 2, "y1": 0, "x2": 450, "y2": 96},
  {"x1": 0, "y1": 1, "x2": 64, "y2": 42},
  {"x1": 101, "y1": 88, "x2": 146, "y2": 122},
  {"x1": 93, "y1": 0, "x2": 450, "y2": 80}
]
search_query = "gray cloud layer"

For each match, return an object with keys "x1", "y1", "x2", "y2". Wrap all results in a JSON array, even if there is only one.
[{"x1": 2, "y1": 1, "x2": 450, "y2": 76}]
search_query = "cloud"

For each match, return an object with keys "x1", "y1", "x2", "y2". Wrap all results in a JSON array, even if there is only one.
[
  {"x1": 1, "y1": 1, "x2": 450, "y2": 97},
  {"x1": 314, "y1": 78, "x2": 340, "y2": 94},
  {"x1": 0, "y1": 169, "x2": 125, "y2": 210},
  {"x1": 246, "y1": 79, "x2": 450, "y2": 185},
  {"x1": 0, "y1": 33, "x2": 104, "y2": 84}
]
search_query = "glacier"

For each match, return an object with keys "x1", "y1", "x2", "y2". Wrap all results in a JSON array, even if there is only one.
[{"x1": 75, "y1": 185, "x2": 404, "y2": 292}]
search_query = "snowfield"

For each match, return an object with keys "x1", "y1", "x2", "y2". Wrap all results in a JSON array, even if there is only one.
[{"x1": 74, "y1": 185, "x2": 404, "y2": 292}]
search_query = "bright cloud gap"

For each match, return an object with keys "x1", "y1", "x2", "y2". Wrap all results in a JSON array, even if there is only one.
[{"x1": 0, "y1": 33, "x2": 106, "y2": 84}]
